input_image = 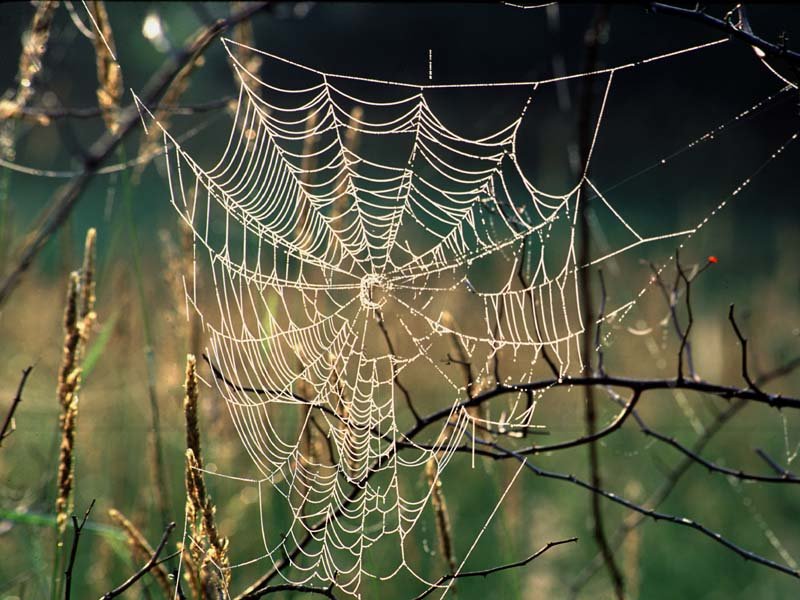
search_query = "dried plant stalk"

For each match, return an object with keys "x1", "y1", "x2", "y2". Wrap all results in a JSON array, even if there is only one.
[
  {"x1": 184, "y1": 355, "x2": 231, "y2": 594},
  {"x1": 135, "y1": 52, "x2": 204, "y2": 178},
  {"x1": 0, "y1": 0, "x2": 57, "y2": 128},
  {"x1": 56, "y1": 230, "x2": 96, "y2": 530},
  {"x1": 425, "y1": 458, "x2": 457, "y2": 575},
  {"x1": 55, "y1": 272, "x2": 80, "y2": 533},
  {"x1": 158, "y1": 221, "x2": 202, "y2": 358},
  {"x1": 181, "y1": 221, "x2": 203, "y2": 360},
  {"x1": 292, "y1": 108, "x2": 321, "y2": 249},
  {"x1": 230, "y1": 1, "x2": 262, "y2": 79},
  {"x1": 79, "y1": 228, "x2": 97, "y2": 332},
  {"x1": 181, "y1": 544, "x2": 202, "y2": 600},
  {"x1": 184, "y1": 355, "x2": 202, "y2": 464},
  {"x1": 330, "y1": 106, "x2": 364, "y2": 219},
  {"x1": 108, "y1": 508, "x2": 173, "y2": 597},
  {"x1": 87, "y1": 1, "x2": 123, "y2": 134}
]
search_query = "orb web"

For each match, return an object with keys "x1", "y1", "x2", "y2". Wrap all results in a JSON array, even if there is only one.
[{"x1": 132, "y1": 34, "x2": 764, "y2": 596}]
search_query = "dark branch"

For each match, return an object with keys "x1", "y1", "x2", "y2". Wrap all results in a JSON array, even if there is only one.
[
  {"x1": 0, "y1": 365, "x2": 34, "y2": 447},
  {"x1": 376, "y1": 308, "x2": 421, "y2": 422},
  {"x1": 729, "y1": 304, "x2": 762, "y2": 392},
  {"x1": 64, "y1": 499, "x2": 96, "y2": 600},
  {"x1": 101, "y1": 522, "x2": 176, "y2": 599},
  {"x1": 248, "y1": 584, "x2": 339, "y2": 599},
  {"x1": 476, "y1": 436, "x2": 800, "y2": 580},
  {"x1": 570, "y1": 351, "x2": 800, "y2": 595},
  {"x1": 755, "y1": 448, "x2": 798, "y2": 479},
  {"x1": 412, "y1": 537, "x2": 578, "y2": 600},
  {"x1": 11, "y1": 96, "x2": 234, "y2": 120},
  {"x1": 649, "y1": 3, "x2": 800, "y2": 68},
  {"x1": 632, "y1": 410, "x2": 800, "y2": 484}
]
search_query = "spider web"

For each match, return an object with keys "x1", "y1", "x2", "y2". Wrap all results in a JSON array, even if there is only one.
[{"x1": 132, "y1": 33, "x2": 772, "y2": 596}]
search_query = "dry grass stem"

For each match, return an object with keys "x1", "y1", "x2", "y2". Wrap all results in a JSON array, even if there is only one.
[
  {"x1": 184, "y1": 355, "x2": 231, "y2": 594},
  {"x1": 425, "y1": 458, "x2": 457, "y2": 576},
  {"x1": 135, "y1": 51, "x2": 205, "y2": 178},
  {"x1": 331, "y1": 106, "x2": 364, "y2": 219},
  {"x1": 55, "y1": 272, "x2": 80, "y2": 533},
  {"x1": 231, "y1": 2, "x2": 262, "y2": 79},
  {"x1": 184, "y1": 354, "x2": 202, "y2": 463},
  {"x1": 79, "y1": 228, "x2": 97, "y2": 334},
  {"x1": 108, "y1": 508, "x2": 173, "y2": 597},
  {"x1": 0, "y1": 1, "x2": 57, "y2": 128},
  {"x1": 87, "y1": 1, "x2": 123, "y2": 134},
  {"x1": 56, "y1": 229, "x2": 96, "y2": 530}
]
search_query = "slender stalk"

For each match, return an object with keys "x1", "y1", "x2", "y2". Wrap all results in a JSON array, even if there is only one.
[{"x1": 119, "y1": 147, "x2": 171, "y2": 531}]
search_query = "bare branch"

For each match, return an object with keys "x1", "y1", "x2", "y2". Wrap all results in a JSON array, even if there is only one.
[
  {"x1": 376, "y1": 308, "x2": 421, "y2": 422},
  {"x1": 633, "y1": 411, "x2": 800, "y2": 484},
  {"x1": 755, "y1": 448, "x2": 798, "y2": 479},
  {"x1": 570, "y1": 351, "x2": 800, "y2": 595},
  {"x1": 729, "y1": 304, "x2": 762, "y2": 392},
  {"x1": 475, "y1": 436, "x2": 800, "y2": 580},
  {"x1": 65, "y1": 499, "x2": 96, "y2": 600},
  {"x1": 248, "y1": 584, "x2": 339, "y2": 599},
  {"x1": 412, "y1": 537, "x2": 579, "y2": 600},
  {"x1": 0, "y1": 365, "x2": 33, "y2": 447},
  {"x1": 649, "y1": 3, "x2": 800, "y2": 69},
  {"x1": 101, "y1": 522, "x2": 176, "y2": 599}
]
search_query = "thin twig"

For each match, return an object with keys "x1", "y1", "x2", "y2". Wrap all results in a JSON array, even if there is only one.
[
  {"x1": 570, "y1": 352, "x2": 800, "y2": 596},
  {"x1": 576, "y1": 6, "x2": 624, "y2": 597},
  {"x1": 11, "y1": 96, "x2": 234, "y2": 120},
  {"x1": 674, "y1": 251, "x2": 696, "y2": 380},
  {"x1": 376, "y1": 308, "x2": 421, "y2": 422},
  {"x1": 649, "y1": 3, "x2": 800, "y2": 68},
  {"x1": 729, "y1": 304, "x2": 762, "y2": 392},
  {"x1": 631, "y1": 410, "x2": 800, "y2": 484},
  {"x1": 755, "y1": 448, "x2": 798, "y2": 479},
  {"x1": 0, "y1": 365, "x2": 34, "y2": 447},
  {"x1": 64, "y1": 499, "x2": 96, "y2": 600},
  {"x1": 648, "y1": 256, "x2": 697, "y2": 381},
  {"x1": 595, "y1": 269, "x2": 607, "y2": 376},
  {"x1": 413, "y1": 537, "x2": 578, "y2": 600},
  {"x1": 100, "y1": 522, "x2": 176, "y2": 599},
  {"x1": 476, "y1": 436, "x2": 800, "y2": 580},
  {"x1": 249, "y1": 584, "x2": 339, "y2": 599}
]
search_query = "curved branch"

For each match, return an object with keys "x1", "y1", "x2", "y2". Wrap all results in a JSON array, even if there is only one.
[
  {"x1": 101, "y1": 522, "x2": 176, "y2": 599},
  {"x1": 413, "y1": 537, "x2": 579, "y2": 600},
  {"x1": 0, "y1": 365, "x2": 34, "y2": 447},
  {"x1": 650, "y1": 3, "x2": 800, "y2": 68},
  {"x1": 478, "y1": 437, "x2": 800, "y2": 580}
]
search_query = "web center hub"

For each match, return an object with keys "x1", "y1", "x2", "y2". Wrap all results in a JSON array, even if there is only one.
[{"x1": 359, "y1": 274, "x2": 389, "y2": 310}]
